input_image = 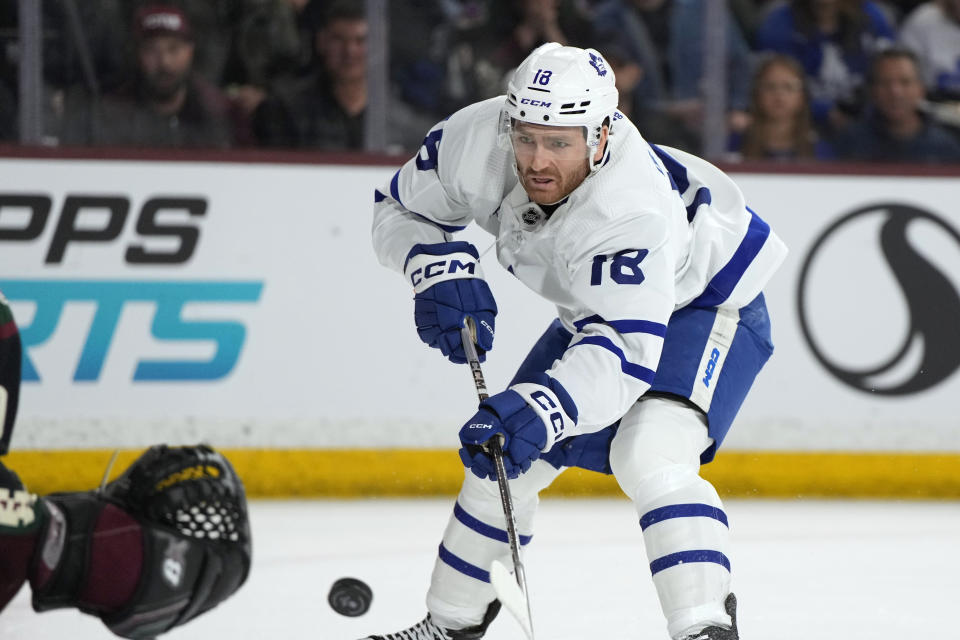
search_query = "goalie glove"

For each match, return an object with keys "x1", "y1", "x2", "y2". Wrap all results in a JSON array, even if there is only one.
[
  {"x1": 31, "y1": 444, "x2": 252, "y2": 639},
  {"x1": 404, "y1": 241, "x2": 497, "y2": 364}
]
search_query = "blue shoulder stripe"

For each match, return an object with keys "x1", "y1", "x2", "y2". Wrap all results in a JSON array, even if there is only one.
[
  {"x1": 651, "y1": 145, "x2": 690, "y2": 194},
  {"x1": 689, "y1": 206, "x2": 770, "y2": 308},
  {"x1": 389, "y1": 169, "x2": 403, "y2": 205},
  {"x1": 570, "y1": 336, "x2": 656, "y2": 383},
  {"x1": 686, "y1": 186, "x2": 711, "y2": 223},
  {"x1": 374, "y1": 189, "x2": 387, "y2": 203}
]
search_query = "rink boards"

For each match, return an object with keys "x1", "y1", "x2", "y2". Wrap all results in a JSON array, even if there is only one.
[{"x1": 1, "y1": 153, "x2": 958, "y2": 497}]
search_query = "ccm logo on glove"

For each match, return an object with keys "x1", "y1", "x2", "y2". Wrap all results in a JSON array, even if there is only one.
[
  {"x1": 513, "y1": 382, "x2": 577, "y2": 450},
  {"x1": 466, "y1": 422, "x2": 495, "y2": 430},
  {"x1": 406, "y1": 252, "x2": 483, "y2": 294},
  {"x1": 403, "y1": 242, "x2": 498, "y2": 364},
  {"x1": 479, "y1": 319, "x2": 494, "y2": 337},
  {"x1": 529, "y1": 390, "x2": 566, "y2": 439}
]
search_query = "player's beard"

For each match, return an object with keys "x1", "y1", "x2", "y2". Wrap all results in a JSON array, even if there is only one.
[
  {"x1": 520, "y1": 160, "x2": 589, "y2": 205},
  {"x1": 143, "y1": 69, "x2": 189, "y2": 104}
]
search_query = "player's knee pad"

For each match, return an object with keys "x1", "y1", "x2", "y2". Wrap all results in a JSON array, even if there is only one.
[
  {"x1": 609, "y1": 396, "x2": 711, "y2": 501},
  {"x1": 31, "y1": 445, "x2": 251, "y2": 639}
]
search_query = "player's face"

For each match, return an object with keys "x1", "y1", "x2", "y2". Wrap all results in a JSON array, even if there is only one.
[
  {"x1": 871, "y1": 57, "x2": 924, "y2": 124},
  {"x1": 138, "y1": 35, "x2": 194, "y2": 101},
  {"x1": 512, "y1": 122, "x2": 603, "y2": 205}
]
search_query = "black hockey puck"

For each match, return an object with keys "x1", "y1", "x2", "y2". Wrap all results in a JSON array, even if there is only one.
[{"x1": 328, "y1": 577, "x2": 373, "y2": 617}]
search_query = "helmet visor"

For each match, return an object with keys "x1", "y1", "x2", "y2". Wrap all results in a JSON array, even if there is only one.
[{"x1": 500, "y1": 115, "x2": 592, "y2": 160}]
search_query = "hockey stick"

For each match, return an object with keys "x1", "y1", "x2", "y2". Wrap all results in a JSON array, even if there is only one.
[{"x1": 460, "y1": 318, "x2": 535, "y2": 640}]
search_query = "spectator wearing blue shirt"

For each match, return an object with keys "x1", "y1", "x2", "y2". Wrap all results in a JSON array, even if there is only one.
[
  {"x1": 756, "y1": 0, "x2": 894, "y2": 134},
  {"x1": 834, "y1": 48, "x2": 960, "y2": 162}
]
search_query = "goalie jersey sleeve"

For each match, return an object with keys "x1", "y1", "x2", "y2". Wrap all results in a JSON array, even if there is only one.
[{"x1": 371, "y1": 97, "x2": 513, "y2": 273}]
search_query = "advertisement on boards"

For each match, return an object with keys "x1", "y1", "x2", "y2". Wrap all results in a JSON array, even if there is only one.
[
  {"x1": 728, "y1": 173, "x2": 960, "y2": 451},
  {"x1": 1, "y1": 158, "x2": 958, "y2": 453}
]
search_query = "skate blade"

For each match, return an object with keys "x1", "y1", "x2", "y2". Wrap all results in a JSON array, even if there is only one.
[{"x1": 489, "y1": 559, "x2": 534, "y2": 639}]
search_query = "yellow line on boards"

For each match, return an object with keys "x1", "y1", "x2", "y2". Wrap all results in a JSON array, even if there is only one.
[{"x1": 4, "y1": 449, "x2": 959, "y2": 499}]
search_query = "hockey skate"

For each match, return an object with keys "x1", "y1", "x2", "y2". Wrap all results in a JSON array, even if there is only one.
[
  {"x1": 679, "y1": 593, "x2": 739, "y2": 640},
  {"x1": 363, "y1": 601, "x2": 500, "y2": 640}
]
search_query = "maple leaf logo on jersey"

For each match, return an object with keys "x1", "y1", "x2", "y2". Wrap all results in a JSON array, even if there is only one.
[{"x1": 588, "y1": 52, "x2": 607, "y2": 77}]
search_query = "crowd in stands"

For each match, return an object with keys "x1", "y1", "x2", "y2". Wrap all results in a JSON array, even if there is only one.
[{"x1": 0, "y1": 0, "x2": 959, "y2": 163}]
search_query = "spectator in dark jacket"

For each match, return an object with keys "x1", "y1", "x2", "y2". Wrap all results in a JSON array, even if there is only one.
[
  {"x1": 253, "y1": 0, "x2": 432, "y2": 152},
  {"x1": 834, "y1": 48, "x2": 960, "y2": 162},
  {"x1": 61, "y1": 5, "x2": 233, "y2": 148}
]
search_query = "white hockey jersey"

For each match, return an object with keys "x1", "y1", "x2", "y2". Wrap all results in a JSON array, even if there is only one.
[{"x1": 373, "y1": 96, "x2": 787, "y2": 436}]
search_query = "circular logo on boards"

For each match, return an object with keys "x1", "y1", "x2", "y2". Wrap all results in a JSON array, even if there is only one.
[{"x1": 797, "y1": 203, "x2": 960, "y2": 395}]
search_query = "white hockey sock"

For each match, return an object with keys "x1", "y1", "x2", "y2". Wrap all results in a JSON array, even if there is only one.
[
  {"x1": 427, "y1": 462, "x2": 561, "y2": 629},
  {"x1": 610, "y1": 397, "x2": 732, "y2": 639},
  {"x1": 636, "y1": 467, "x2": 732, "y2": 638}
]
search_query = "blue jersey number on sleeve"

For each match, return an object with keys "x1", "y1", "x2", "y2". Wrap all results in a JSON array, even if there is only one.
[
  {"x1": 590, "y1": 249, "x2": 649, "y2": 286},
  {"x1": 416, "y1": 128, "x2": 444, "y2": 171}
]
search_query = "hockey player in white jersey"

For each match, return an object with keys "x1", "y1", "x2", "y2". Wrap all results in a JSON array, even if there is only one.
[{"x1": 367, "y1": 43, "x2": 787, "y2": 640}]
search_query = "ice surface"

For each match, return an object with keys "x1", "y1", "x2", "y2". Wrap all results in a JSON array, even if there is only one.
[{"x1": 1, "y1": 498, "x2": 956, "y2": 639}]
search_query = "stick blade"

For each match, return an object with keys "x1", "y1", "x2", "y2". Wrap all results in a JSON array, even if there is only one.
[{"x1": 490, "y1": 559, "x2": 534, "y2": 639}]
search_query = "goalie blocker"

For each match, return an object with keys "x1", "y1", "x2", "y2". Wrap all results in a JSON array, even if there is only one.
[{"x1": 0, "y1": 444, "x2": 252, "y2": 639}]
